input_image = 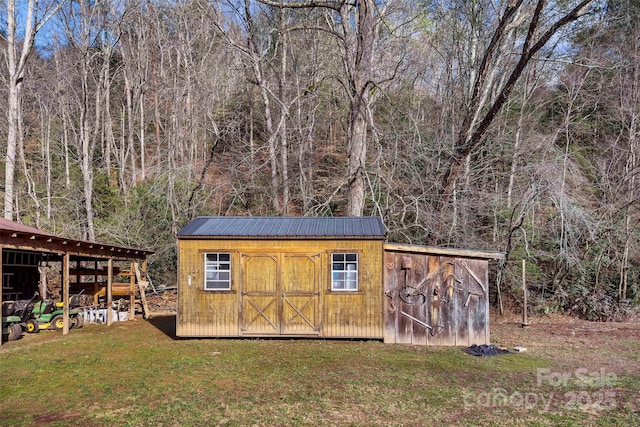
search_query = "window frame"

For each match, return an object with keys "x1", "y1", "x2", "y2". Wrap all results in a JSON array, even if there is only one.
[
  {"x1": 203, "y1": 252, "x2": 232, "y2": 291},
  {"x1": 330, "y1": 252, "x2": 359, "y2": 291}
]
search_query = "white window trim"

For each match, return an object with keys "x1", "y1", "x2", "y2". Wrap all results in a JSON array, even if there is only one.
[
  {"x1": 204, "y1": 252, "x2": 232, "y2": 291},
  {"x1": 331, "y1": 252, "x2": 359, "y2": 291}
]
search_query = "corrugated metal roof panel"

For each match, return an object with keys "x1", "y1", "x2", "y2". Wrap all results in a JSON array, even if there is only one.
[
  {"x1": 177, "y1": 216, "x2": 386, "y2": 238},
  {"x1": 0, "y1": 218, "x2": 153, "y2": 259},
  {"x1": 0, "y1": 218, "x2": 55, "y2": 236}
]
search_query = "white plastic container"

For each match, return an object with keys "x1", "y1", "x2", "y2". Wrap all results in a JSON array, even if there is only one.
[{"x1": 83, "y1": 307, "x2": 128, "y2": 323}]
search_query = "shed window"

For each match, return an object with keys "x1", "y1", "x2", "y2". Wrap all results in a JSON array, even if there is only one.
[
  {"x1": 204, "y1": 253, "x2": 231, "y2": 290},
  {"x1": 331, "y1": 253, "x2": 358, "y2": 291}
]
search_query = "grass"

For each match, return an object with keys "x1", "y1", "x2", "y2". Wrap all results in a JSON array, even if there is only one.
[{"x1": 1, "y1": 316, "x2": 638, "y2": 426}]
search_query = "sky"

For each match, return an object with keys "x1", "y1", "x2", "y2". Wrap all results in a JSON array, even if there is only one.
[{"x1": 1, "y1": 0, "x2": 66, "y2": 55}]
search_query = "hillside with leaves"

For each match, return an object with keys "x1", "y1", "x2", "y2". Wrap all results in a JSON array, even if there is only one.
[{"x1": 1, "y1": 0, "x2": 638, "y2": 319}]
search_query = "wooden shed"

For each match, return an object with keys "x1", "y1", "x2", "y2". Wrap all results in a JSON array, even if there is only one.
[
  {"x1": 176, "y1": 216, "x2": 504, "y2": 345},
  {"x1": 176, "y1": 216, "x2": 386, "y2": 338},
  {"x1": 383, "y1": 243, "x2": 504, "y2": 346}
]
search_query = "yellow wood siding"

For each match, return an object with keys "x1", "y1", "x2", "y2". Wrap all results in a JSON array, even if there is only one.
[
  {"x1": 177, "y1": 239, "x2": 240, "y2": 337},
  {"x1": 177, "y1": 238, "x2": 384, "y2": 339},
  {"x1": 281, "y1": 254, "x2": 321, "y2": 335},
  {"x1": 242, "y1": 253, "x2": 279, "y2": 334}
]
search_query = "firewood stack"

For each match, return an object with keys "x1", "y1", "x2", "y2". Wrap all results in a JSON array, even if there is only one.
[{"x1": 145, "y1": 290, "x2": 177, "y2": 313}]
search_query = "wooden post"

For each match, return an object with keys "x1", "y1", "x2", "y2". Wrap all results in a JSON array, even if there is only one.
[
  {"x1": 63, "y1": 253, "x2": 70, "y2": 335},
  {"x1": 521, "y1": 259, "x2": 529, "y2": 328},
  {"x1": 93, "y1": 260, "x2": 98, "y2": 305},
  {"x1": 107, "y1": 257, "x2": 113, "y2": 326},
  {"x1": 129, "y1": 261, "x2": 135, "y2": 320},
  {"x1": 484, "y1": 260, "x2": 490, "y2": 344},
  {"x1": 135, "y1": 261, "x2": 150, "y2": 319},
  {"x1": 1, "y1": 246, "x2": 3, "y2": 345}
]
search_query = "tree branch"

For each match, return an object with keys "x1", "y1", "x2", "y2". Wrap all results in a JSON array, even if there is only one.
[
  {"x1": 255, "y1": 0, "x2": 348, "y2": 11},
  {"x1": 465, "y1": 0, "x2": 594, "y2": 154},
  {"x1": 435, "y1": 0, "x2": 595, "y2": 243}
]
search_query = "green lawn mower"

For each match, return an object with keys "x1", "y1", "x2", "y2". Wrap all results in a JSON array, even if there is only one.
[
  {"x1": 29, "y1": 292, "x2": 85, "y2": 332},
  {"x1": 2, "y1": 293, "x2": 38, "y2": 342}
]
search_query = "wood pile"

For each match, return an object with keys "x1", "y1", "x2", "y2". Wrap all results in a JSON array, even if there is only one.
[{"x1": 145, "y1": 290, "x2": 177, "y2": 313}]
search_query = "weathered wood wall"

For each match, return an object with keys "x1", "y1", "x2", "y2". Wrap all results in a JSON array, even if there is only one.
[
  {"x1": 177, "y1": 238, "x2": 384, "y2": 339},
  {"x1": 383, "y1": 249, "x2": 490, "y2": 346}
]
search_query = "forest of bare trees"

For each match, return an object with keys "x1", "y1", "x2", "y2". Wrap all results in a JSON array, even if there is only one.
[{"x1": 1, "y1": 0, "x2": 638, "y2": 320}]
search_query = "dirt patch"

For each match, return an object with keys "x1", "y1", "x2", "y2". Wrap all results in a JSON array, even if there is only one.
[
  {"x1": 492, "y1": 312, "x2": 640, "y2": 374},
  {"x1": 33, "y1": 411, "x2": 86, "y2": 425}
]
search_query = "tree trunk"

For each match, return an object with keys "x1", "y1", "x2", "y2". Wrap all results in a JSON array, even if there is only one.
[
  {"x1": 42, "y1": 103, "x2": 52, "y2": 220},
  {"x1": 346, "y1": 105, "x2": 368, "y2": 216},
  {"x1": 124, "y1": 73, "x2": 138, "y2": 188},
  {"x1": 342, "y1": 2, "x2": 375, "y2": 216},
  {"x1": 4, "y1": 0, "x2": 36, "y2": 220},
  {"x1": 279, "y1": 7, "x2": 290, "y2": 214},
  {"x1": 140, "y1": 92, "x2": 146, "y2": 182},
  {"x1": 80, "y1": 60, "x2": 96, "y2": 242},
  {"x1": 256, "y1": 0, "x2": 381, "y2": 216},
  {"x1": 5, "y1": 79, "x2": 20, "y2": 220}
]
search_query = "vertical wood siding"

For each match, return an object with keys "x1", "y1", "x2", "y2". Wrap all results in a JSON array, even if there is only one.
[
  {"x1": 281, "y1": 253, "x2": 321, "y2": 335},
  {"x1": 383, "y1": 251, "x2": 490, "y2": 346},
  {"x1": 177, "y1": 238, "x2": 384, "y2": 339},
  {"x1": 178, "y1": 237, "x2": 491, "y2": 345}
]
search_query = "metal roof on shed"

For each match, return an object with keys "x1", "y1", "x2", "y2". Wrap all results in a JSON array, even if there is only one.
[{"x1": 177, "y1": 216, "x2": 386, "y2": 239}]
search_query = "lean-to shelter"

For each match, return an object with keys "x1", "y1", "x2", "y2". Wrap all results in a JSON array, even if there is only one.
[
  {"x1": 383, "y1": 243, "x2": 504, "y2": 346},
  {"x1": 1, "y1": 218, "x2": 153, "y2": 344}
]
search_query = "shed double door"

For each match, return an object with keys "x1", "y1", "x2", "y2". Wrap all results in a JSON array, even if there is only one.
[{"x1": 241, "y1": 253, "x2": 320, "y2": 335}]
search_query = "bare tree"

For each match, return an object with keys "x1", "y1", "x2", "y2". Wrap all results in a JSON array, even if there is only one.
[
  {"x1": 256, "y1": 0, "x2": 399, "y2": 216},
  {"x1": 3, "y1": 0, "x2": 64, "y2": 220},
  {"x1": 57, "y1": 0, "x2": 120, "y2": 241},
  {"x1": 434, "y1": 0, "x2": 595, "y2": 241},
  {"x1": 243, "y1": 0, "x2": 283, "y2": 213}
]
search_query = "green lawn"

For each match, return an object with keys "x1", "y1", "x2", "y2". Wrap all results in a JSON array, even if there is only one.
[{"x1": 1, "y1": 316, "x2": 638, "y2": 426}]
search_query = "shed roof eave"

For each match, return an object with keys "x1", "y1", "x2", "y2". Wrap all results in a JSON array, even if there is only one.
[
  {"x1": 0, "y1": 221, "x2": 153, "y2": 261},
  {"x1": 177, "y1": 216, "x2": 386, "y2": 238},
  {"x1": 176, "y1": 235, "x2": 385, "y2": 241},
  {"x1": 384, "y1": 242, "x2": 506, "y2": 260},
  {"x1": 1, "y1": 240, "x2": 153, "y2": 261}
]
